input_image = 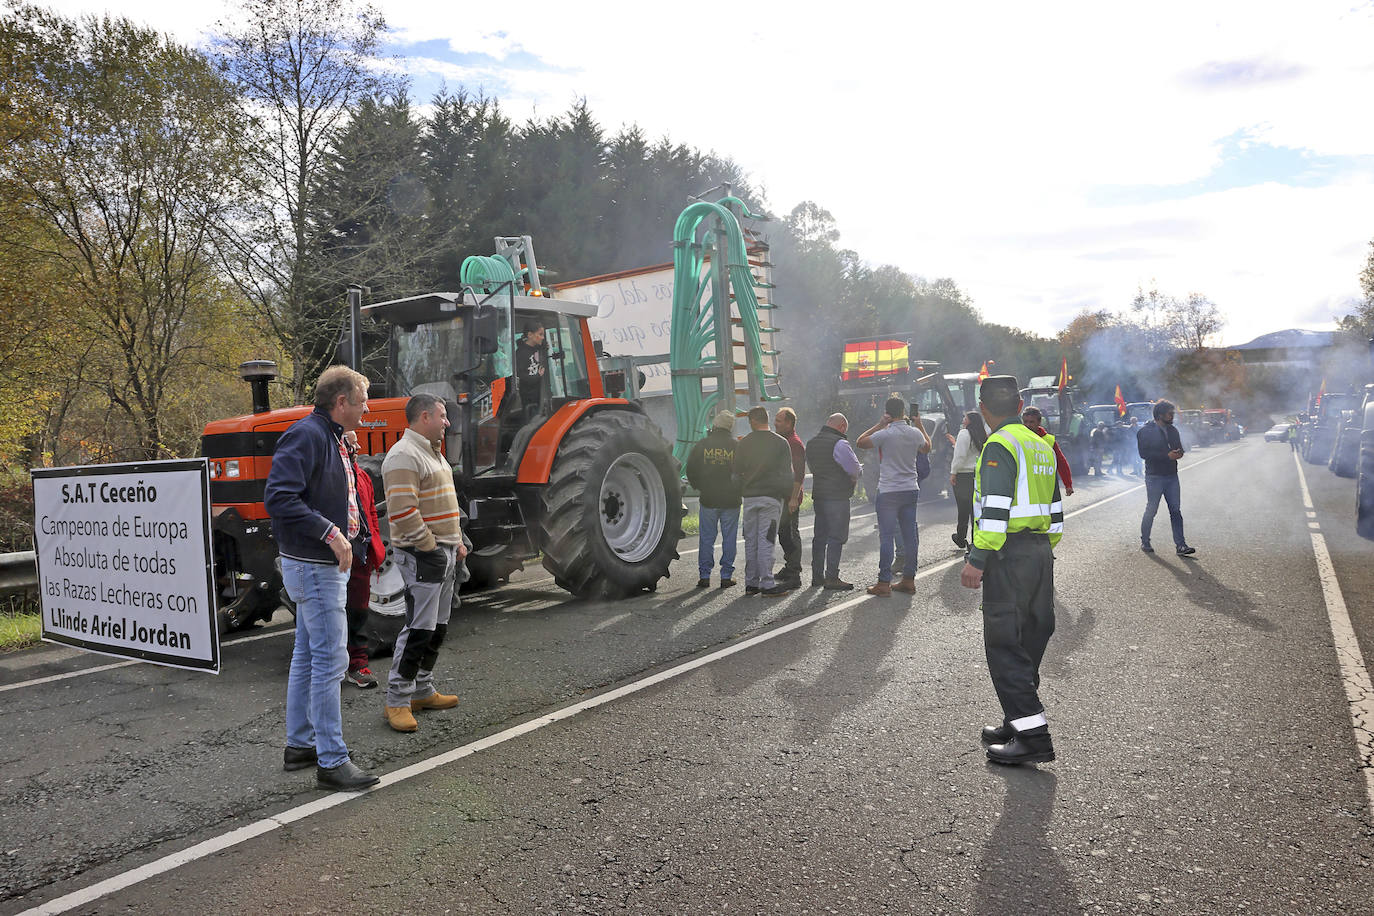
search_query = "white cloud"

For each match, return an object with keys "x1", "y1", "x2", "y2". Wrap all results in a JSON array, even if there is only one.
[{"x1": 33, "y1": 0, "x2": 1374, "y2": 345}]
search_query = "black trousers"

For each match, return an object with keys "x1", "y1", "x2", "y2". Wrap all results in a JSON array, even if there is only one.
[
  {"x1": 953, "y1": 472, "x2": 975, "y2": 541},
  {"x1": 778, "y1": 503, "x2": 802, "y2": 575},
  {"x1": 981, "y1": 533, "x2": 1056, "y2": 724}
]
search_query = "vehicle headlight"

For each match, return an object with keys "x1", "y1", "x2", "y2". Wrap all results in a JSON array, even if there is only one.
[{"x1": 226, "y1": 460, "x2": 240, "y2": 478}]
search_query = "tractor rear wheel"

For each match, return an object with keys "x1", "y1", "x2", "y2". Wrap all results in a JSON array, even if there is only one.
[{"x1": 539, "y1": 410, "x2": 683, "y2": 598}]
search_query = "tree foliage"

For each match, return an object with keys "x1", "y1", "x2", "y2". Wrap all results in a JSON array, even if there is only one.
[
  {"x1": 0, "y1": 5, "x2": 252, "y2": 462},
  {"x1": 213, "y1": 0, "x2": 392, "y2": 400},
  {"x1": 1337, "y1": 238, "x2": 1374, "y2": 339}
]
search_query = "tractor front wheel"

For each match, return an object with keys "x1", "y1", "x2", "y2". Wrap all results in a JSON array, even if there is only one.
[{"x1": 539, "y1": 410, "x2": 684, "y2": 598}]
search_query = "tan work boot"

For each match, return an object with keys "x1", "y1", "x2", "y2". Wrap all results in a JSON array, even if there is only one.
[
  {"x1": 866, "y1": 582, "x2": 891, "y2": 597},
  {"x1": 384, "y1": 705, "x2": 418, "y2": 732},
  {"x1": 411, "y1": 691, "x2": 459, "y2": 711},
  {"x1": 892, "y1": 578, "x2": 917, "y2": 594}
]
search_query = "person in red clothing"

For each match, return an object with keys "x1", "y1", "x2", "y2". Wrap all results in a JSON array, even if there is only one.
[
  {"x1": 1021, "y1": 407, "x2": 1074, "y2": 497},
  {"x1": 342, "y1": 431, "x2": 385, "y2": 688}
]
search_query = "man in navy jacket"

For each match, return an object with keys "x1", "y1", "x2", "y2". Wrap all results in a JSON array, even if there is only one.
[
  {"x1": 1136, "y1": 399, "x2": 1195, "y2": 556},
  {"x1": 265, "y1": 365, "x2": 380, "y2": 791}
]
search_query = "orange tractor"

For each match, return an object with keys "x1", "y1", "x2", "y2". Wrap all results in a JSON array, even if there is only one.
[{"x1": 202, "y1": 237, "x2": 685, "y2": 640}]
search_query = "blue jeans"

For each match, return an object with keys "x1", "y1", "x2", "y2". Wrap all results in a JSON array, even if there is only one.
[
  {"x1": 811, "y1": 497, "x2": 851, "y2": 580},
  {"x1": 281, "y1": 557, "x2": 350, "y2": 769},
  {"x1": 698, "y1": 506, "x2": 739, "y2": 579},
  {"x1": 1142, "y1": 474, "x2": 1186, "y2": 549},
  {"x1": 877, "y1": 490, "x2": 919, "y2": 582}
]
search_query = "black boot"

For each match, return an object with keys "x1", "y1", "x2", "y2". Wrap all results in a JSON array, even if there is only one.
[
  {"x1": 979, "y1": 723, "x2": 1014, "y2": 746},
  {"x1": 986, "y1": 729, "x2": 1055, "y2": 765}
]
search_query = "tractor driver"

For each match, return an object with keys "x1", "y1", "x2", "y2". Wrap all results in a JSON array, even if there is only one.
[{"x1": 514, "y1": 319, "x2": 547, "y2": 410}]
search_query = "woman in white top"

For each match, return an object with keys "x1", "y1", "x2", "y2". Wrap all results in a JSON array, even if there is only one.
[{"x1": 948, "y1": 411, "x2": 990, "y2": 549}]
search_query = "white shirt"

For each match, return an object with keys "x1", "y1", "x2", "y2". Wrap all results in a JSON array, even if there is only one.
[{"x1": 950, "y1": 419, "x2": 992, "y2": 474}]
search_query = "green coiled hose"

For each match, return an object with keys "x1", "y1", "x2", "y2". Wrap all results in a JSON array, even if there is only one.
[{"x1": 669, "y1": 198, "x2": 780, "y2": 467}]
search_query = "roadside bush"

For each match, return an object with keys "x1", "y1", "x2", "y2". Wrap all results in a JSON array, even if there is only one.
[{"x1": 0, "y1": 475, "x2": 34, "y2": 553}]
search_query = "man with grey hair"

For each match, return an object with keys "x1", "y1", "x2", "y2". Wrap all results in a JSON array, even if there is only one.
[
  {"x1": 805, "y1": 413, "x2": 861, "y2": 590},
  {"x1": 266, "y1": 365, "x2": 379, "y2": 790},
  {"x1": 381, "y1": 392, "x2": 469, "y2": 732}
]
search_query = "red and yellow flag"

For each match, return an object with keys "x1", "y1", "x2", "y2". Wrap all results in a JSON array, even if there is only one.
[
  {"x1": 1315, "y1": 378, "x2": 1326, "y2": 407},
  {"x1": 841, "y1": 339, "x2": 909, "y2": 381},
  {"x1": 1114, "y1": 384, "x2": 1127, "y2": 416},
  {"x1": 977, "y1": 361, "x2": 991, "y2": 382},
  {"x1": 1057, "y1": 357, "x2": 1068, "y2": 393}
]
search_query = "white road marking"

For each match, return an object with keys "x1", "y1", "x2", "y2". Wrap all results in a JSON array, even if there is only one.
[
  {"x1": 1293, "y1": 452, "x2": 1374, "y2": 812},
  {"x1": 0, "y1": 455, "x2": 1242, "y2": 697},
  {"x1": 0, "y1": 626, "x2": 295, "y2": 695},
  {"x1": 12, "y1": 446, "x2": 1256, "y2": 914},
  {"x1": 589, "y1": 612, "x2": 632, "y2": 632}
]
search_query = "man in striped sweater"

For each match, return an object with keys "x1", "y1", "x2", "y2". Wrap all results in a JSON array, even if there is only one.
[{"x1": 381, "y1": 393, "x2": 468, "y2": 733}]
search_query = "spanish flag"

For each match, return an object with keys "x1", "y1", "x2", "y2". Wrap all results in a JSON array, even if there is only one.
[
  {"x1": 841, "y1": 339, "x2": 910, "y2": 381},
  {"x1": 1316, "y1": 378, "x2": 1326, "y2": 407},
  {"x1": 977, "y1": 361, "x2": 991, "y2": 382},
  {"x1": 1114, "y1": 384, "x2": 1127, "y2": 416},
  {"x1": 1057, "y1": 357, "x2": 1068, "y2": 393}
]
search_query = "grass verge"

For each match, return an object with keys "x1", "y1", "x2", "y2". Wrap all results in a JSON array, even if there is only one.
[{"x1": 1, "y1": 596, "x2": 41, "y2": 652}]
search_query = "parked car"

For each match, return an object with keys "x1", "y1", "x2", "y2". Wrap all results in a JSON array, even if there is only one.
[{"x1": 1263, "y1": 423, "x2": 1292, "y2": 442}]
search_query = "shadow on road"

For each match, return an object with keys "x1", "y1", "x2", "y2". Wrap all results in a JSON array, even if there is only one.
[
  {"x1": 1145, "y1": 554, "x2": 1276, "y2": 632},
  {"x1": 933, "y1": 562, "x2": 978, "y2": 617},
  {"x1": 776, "y1": 602, "x2": 906, "y2": 743},
  {"x1": 1041, "y1": 599, "x2": 1097, "y2": 682},
  {"x1": 973, "y1": 766, "x2": 1079, "y2": 915}
]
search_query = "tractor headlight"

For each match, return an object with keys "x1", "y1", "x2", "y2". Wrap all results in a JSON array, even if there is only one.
[{"x1": 226, "y1": 460, "x2": 240, "y2": 478}]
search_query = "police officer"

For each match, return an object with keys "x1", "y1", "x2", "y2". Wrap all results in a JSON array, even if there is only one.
[{"x1": 960, "y1": 376, "x2": 1064, "y2": 765}]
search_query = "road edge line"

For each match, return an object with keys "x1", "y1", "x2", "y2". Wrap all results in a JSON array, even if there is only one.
[{"x1": 1292, "y1": 451, "x2": 1374, "y2": 814}]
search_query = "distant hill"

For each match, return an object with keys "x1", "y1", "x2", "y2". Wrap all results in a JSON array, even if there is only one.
[{"x1": 1227, "y1": 329, "x2": 1336, "y2": 350}]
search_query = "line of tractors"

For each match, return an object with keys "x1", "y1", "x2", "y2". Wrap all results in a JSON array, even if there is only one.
[
  {"x1": 1292, "y1": 336, "x2": 1374, "y2": 539},
  {"x1": 834, "y1": 338, "x2": 1240, "y2": 487}
]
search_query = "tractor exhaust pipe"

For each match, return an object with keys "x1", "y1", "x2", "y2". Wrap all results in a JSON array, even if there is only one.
[{"x1": 239, "y1": 360, "x2": 279, "y2": 414}]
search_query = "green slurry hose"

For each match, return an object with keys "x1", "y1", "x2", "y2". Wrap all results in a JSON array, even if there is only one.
[
  {"x1": 669, "y1": 197, "x2": 780, "y2": 467},
  {"x1": 461, "y1": 255, "x2": 517, "y2": 290}
]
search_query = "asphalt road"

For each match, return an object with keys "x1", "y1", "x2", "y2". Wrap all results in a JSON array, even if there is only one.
[{"x1": 2, "y1": 438, "x2": 1372, "y2": 914}]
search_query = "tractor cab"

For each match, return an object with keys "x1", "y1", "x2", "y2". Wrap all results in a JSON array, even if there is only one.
[
  {"x1": 367, "y1": 284, "x2": 600, "y2": 482},
  {"x1": 347, "y1": 238, "x2": 682, "y2": 600}
]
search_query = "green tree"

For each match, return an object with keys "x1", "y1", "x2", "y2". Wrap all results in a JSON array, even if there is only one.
[
  {"x1": 213, "y1": 0, "x2": 391, "y2": 401},
  {"x1": 312, "y1": 91, "x2": 437, "y2": 300},
  {"x1": 1337, "y1": 238, "x2": 1374, "y2": 339},
  {"x1": 0, "y1": 5, "x2": 250, "y2": 461}
]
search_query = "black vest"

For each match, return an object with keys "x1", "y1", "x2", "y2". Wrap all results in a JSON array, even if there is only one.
[{"x1": 806, "y1": 426, "x2": 855, "y2": 500}]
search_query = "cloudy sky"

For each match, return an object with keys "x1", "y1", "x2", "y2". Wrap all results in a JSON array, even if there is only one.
[{"x1": 43, "y1": 0, "x2": 1374, "y2": 345}]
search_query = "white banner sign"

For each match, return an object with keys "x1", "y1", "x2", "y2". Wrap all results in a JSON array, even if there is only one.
[
  {"x1": 32, "y1": 459, "x2": 220, "y2": 673},
  {"x1": 562, "y1": 266, "x2": 677, "y2": 397}
]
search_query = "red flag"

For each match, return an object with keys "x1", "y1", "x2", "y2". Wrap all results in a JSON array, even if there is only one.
[
  {"x1": 977, "y1": 361, "x2": 990, "y2": 382},
  {"x1": 1316, "y1": 378, "x2": 1326, "y2": 407},
  {"x1": 1057, "y1": 357, "x2": 1068, "y2": 393},
  {"x1": 1114, "y1": 384, "x2": 1127, "y2": 416}
]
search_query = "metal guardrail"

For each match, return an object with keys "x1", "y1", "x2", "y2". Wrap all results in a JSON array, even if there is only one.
[{"x1": 0, "y1": 551, "x2": 38, "y2": 597}]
